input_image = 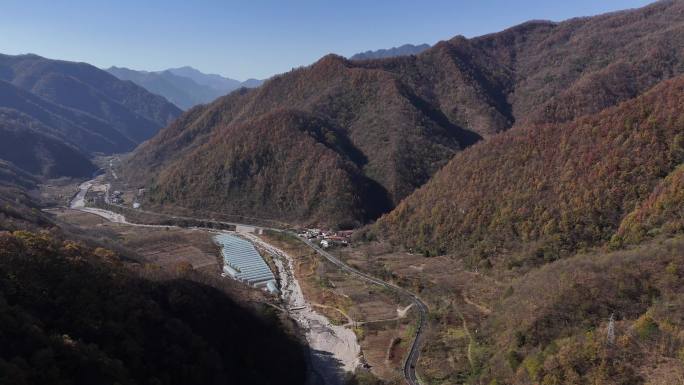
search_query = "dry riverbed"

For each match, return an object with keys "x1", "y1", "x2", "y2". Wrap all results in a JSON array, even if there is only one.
[
  {"x1": 257, "y1": 232, "x2": 415, "y2": 383},
  {"x1": 242, "y1": 231, "x2": 361, "y2": 385}
]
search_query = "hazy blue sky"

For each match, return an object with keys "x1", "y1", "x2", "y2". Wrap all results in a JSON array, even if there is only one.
[{"x1": 1, "y1": 0, "x2": 653, "y2": 80}]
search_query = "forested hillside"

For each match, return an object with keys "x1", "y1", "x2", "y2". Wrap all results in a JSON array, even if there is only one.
[
  {"x1": 0, "y1": 161, "x2": 51, "y2": 231},
  {"x1": 146, "y1": 110, "x2": 392, "y2": 227},
  {"x1": 0, "y1": 230, "x2": 307, "y2": 385},
  {"x1": 477, "y1": 236, "x2": 684, "y2": 384},
  {"x1": 0, "y1": 108, "x2": 97, "y2": 179},
  {"x1": 618, "y1": 164, "x2": 684, "y2": 244},
  {"x1": 376, "y1": 76, "x2": 684, "y2": 261},
  {"x1": 0, "y1": 80, "x2": 139, "y2": 154},
  {"x1": 128, "y1": 0, "x2": 684, "y2": 227}
]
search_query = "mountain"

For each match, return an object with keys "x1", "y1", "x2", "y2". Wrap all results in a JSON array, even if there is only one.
[
  {"x1": 127, "y1": 0, "x2": 684, "y2": 228},
  {"x1": 145, "y1": 109, "x2": 394, "y2": 227},
  {"x1": 0, "y1": 54, "x2": 180, "y2": 141},
  {"x1": 0, "y1": 108, "x2": 97, "y2": 179},
  {"x1": 124, "y1": 54, "x2": 483, "y2": 227},
  {"x1": 376, "y1": 74, "x2": 684, "y2": 259},
  {"x1": 373, "y1": 0, "x2": 684, "y2": 256},
  {"x1": 0, "y1": 80, "x2": 134, "y2": 154},
  {"x1": 166, "y1": 66, "x2": 242, "y2": 92},
  {"x1": 107, "y1": 67, "x2": 220, "y2": 110},
  {"x1": 107, "y1": 66, "x2": 263, "y2": 110},
  {"x1": 349, "y1": 43, "x2": 431, "y2": 60},
  {"x1": 241, "y1": 78, "x2": 264, "y2": 88},
  {"x1": 0, "y1": 53, "x2": 182, "y2": 178}
]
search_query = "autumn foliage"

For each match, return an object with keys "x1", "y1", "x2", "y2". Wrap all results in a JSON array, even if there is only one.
[
  {"x1": 127, "y1": 0, "x2": 684, "y2": 228},
  {"x1": 377, "y1": 76, "x2": 684, "y2": 261}
]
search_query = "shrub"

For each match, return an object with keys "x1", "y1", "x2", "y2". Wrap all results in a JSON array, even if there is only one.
[
  {"x1": 634, "y1": 315, "x2": 659, "y2": 340},
  {"x1": 514, "y1": 331, "x2": 527, "y2": 347},
  {"x1": 666, "y1": 261, "x2": 679, "y2": 276},
  {"x1": 506, "y1": 350, "x2": 522, "y2": 370},
  {"x1": 523, "y1": 354, "x2": 543, "y2": 380}
]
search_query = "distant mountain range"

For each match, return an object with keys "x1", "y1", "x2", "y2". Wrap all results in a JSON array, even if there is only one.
[
  {"x1": 349, "y1": 43, "x2": 430, "y2": 60},
  {"x1": 0, "y1": 53, "x2": 182, "y2": 179},
  {"x1": 107, "y1": 66, "x2": 263, "y2": 110}
]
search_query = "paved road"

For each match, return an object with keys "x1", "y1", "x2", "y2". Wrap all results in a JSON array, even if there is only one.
[{"x1": 66, "y1": 180, "x2": 426, "y2": 385}]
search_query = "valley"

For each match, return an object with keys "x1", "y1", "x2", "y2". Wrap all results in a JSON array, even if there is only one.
[
  {"x1": 42, "y1": 167, "x2": 427, "y2": 385},
  {"x1": 2, "y1": 1, "x2": 684, "y2": 385}
]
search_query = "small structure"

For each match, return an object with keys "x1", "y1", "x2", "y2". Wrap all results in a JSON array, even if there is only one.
[
  {"x1": 110, "y1": 190, "x2": 124, "y2": 204},
  {"x1": 305, "y1": 228, "x2": 322, "y2": 239},
  {"x1": 132, "y1": 202, "x2": 141, "y2": 209},
  {"x1": 320, "y1": 239, "x2": 330, "y2": 249},
  {"x1": 326, "y1": 235, "x2": 349, "y2": 245}
]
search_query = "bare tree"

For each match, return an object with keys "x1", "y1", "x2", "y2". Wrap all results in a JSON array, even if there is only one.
[{"x1": 607, "y1": 313, "x2": 616, "y2": 345}]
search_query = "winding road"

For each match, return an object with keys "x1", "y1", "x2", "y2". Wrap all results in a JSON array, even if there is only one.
[{"x1": 66, "y1": 180, "x2": 427, "y2": 385}]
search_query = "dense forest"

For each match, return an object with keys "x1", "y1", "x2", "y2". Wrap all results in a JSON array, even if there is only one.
[
  {"x1": 0, "y1": 231, "x2": 307, "y2": 385},
  {"x1": 147, "y1": 110, "x2": 392, "y2": 227},
  {"x1": 376, "y1": 76, "x2": 684, "y2": 262}
]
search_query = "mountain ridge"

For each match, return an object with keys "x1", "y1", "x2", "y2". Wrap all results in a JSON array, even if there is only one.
[
  {"x1": 107, "y1": 65, "x2": 263, "y2": 109},
  {"x1": 127, "y1": 0, "x2": 684, "y2": 227},
  {"x1": 350, "y1": 43, "x2": 431, "y2": 60}
]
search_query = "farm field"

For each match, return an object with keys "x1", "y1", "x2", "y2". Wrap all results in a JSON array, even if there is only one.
[{"x1": 48, "y1": 207, "x2": 268, "y2": 303}]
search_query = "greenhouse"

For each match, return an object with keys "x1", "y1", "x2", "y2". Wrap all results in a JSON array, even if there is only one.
[{"x1": 214, "y1": 233, "x2": 277, "y2": 293}]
